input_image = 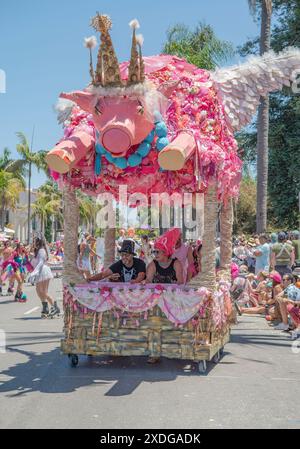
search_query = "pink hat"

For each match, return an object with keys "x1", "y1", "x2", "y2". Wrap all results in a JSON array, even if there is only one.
[
  {"x1": 269, "y1": 271, "x2": 282, "y2": 284},
  {"x1": 231, "y1": 262, "x2": 239, "y2": 280},
  {"x1": 154, "y1": 228, "x2": 181, "y2": 257}
]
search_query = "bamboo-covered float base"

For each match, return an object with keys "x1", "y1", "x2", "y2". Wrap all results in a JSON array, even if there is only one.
[{"x1": 61, "y1": 306, "x2": 230, "y2": 363}]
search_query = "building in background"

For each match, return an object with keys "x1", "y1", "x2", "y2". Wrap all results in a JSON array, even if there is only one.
[{"x1": 6, "y1": 189, "x2": 41, "y2": 243}]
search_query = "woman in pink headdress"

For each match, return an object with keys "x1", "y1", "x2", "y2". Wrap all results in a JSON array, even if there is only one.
[
  {"x1": 143, "y1": 228, "x2": 183, "y2": 365},
  {"x1": 144, "y1": 228, "x2": 184, "y2": 284}
]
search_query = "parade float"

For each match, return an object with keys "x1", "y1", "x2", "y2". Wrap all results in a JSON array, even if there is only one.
[{"x1": 45, "y1": 13, "x2": 300, "y2": 372}]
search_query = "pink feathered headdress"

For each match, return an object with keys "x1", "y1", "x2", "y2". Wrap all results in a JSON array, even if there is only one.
[{"x1": 154, "y1": 228, "x2": 181, "y2": 257}]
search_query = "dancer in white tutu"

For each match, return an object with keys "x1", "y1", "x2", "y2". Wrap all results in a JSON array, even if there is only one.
[{"x1": 29, "y1": 237, "x2": 60, "y2": 318}]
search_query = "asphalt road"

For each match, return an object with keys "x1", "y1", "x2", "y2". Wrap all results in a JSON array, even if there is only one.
[{"x1": 0, "y1": 278, "x2": 299, "y2": 429}]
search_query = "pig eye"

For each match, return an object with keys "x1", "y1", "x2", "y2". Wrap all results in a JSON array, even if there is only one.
[{"x1": 137, "y1": 100, "x2": 144, "y2": 115}]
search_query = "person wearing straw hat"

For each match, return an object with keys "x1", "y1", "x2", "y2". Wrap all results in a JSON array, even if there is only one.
[{"x1": 88, "y1": 240, "x2": 146, "y2": 283}]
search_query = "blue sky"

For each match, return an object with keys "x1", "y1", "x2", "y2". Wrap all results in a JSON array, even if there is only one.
[{"x1": 0, "y1": 0, "x2": 260, "y2": 188}]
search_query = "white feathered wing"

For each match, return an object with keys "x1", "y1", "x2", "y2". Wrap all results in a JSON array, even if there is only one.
[{"x1": 211, "y1": 48, "x2": 300, "y2": 131}]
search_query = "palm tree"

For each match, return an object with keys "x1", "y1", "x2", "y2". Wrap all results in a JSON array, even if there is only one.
[
  {"x1": 39, "y1": 181, "x2": 63, "y2": 240},
  {"x1": 103, "y1": 227, "x2": 116, "y2": 267},
  {"x1": 77, "y1": 191, "x2": 100, "y2": 233},
  {"x1": 16, "y1": 131, "x2": 49, "y2": 243},
  {"x1": 248, "y1": 0, "x2": 273, "y2": 232},
  {"x1": 0, "y1": 148, "x2": 27, "y2": 231},
  {"x1": 31, "y1": 189, "x2": 62, "y2": 236},
  {"x1": 163, "y1": 23, "x2": 234, "y2": 70}
]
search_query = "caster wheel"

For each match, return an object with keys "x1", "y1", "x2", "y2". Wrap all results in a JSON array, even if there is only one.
[
  {"x1": 212, "y1": 350, "x2": 220, "y2": 364},
  {"x1": 198, "y1": 360, "x2": 207, "y2": 374},
  {"x1": 69, "y1": 354, "x2": 79, "y2": 367}
]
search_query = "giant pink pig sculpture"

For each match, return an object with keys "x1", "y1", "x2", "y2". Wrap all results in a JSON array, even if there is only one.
[{"x1": 46, "y1": 14, "x2": 300, "y2": 201}]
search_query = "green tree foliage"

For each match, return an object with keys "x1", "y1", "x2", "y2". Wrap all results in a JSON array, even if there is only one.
[
  {"x1": 234, "y1": 176, "x2": 257, "y2": 234},
  {"x1": 268, "y1": 94, "x2": 300, "y2": 226},
  {"x1": 162, "y1": 23, "x2": 234, "y2": 70},
  {"x1": 31, "y1": 181, "x2": 100, "y2": 239},
  {"x1": 0, "y1": 148, "x2": 27, "y2": 230},
  {"x1": 16, "y1": 132, "x2": 48, "y2": 174},
  {"x1": 239, "y1": 0, "x2": 300, "y2": 228},
  {"x1": 31, "y1": 181, "x2": 62, "y2": 236}
]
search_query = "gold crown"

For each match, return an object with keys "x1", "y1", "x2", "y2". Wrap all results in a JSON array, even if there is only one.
[{"x1": 89, "y1": 13, "x2": 145, "y2": 87}]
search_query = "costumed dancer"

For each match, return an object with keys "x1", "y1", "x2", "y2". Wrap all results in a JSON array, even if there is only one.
[
  {"x1": 0, "y1": 244, "x2": 4, "y2": 295},
  {"x1": 13, "y1": 243, "x2": 32, "y2": 284},
  {"x1": 1, "y1": 241, "x2": 14, "y2": 294},
  {"x1": 21, "y1": 246, "x2": 34, "y2": 280},
  {"x1": 29, "y1": 237, "x2": 60, "y2": 318},
  {"x1": 1, "y1": 257, "x2": 26, "y2": 302}
]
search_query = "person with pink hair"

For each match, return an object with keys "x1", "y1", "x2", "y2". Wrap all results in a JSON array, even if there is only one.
[{"x1": 144, "y1": 228, "x2": 183, "y2": 285}]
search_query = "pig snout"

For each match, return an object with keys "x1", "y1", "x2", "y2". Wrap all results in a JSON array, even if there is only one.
[{"x1": 101, "y1": 121, "x2": 135, "y2": 156}]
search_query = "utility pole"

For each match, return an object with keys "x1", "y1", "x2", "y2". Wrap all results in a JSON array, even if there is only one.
[{"x1": 27, "y1": 126, "x2": 35, "y2": 245}]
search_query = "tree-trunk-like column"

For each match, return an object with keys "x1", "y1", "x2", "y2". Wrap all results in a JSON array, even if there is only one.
[
  {"x1": 188, "y1": 182, "x2": 217, "y2": 290},
  {"x1": 220, "y1": 199, "x2": 233, "y2": 275},
  {"x1": 63, "y1": 186, "x2": 85, "y2": 284},
  {"x1": 104, "y1": 227, "x2": 116, "y2": 268}
]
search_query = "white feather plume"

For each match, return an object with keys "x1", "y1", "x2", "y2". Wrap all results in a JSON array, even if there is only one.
[
  {"x1": 212, "y1": 47, "x2": 300, "y2": 131},
  {"x1": 136, "y1": 34, "x2": 144, "y2": 47},
  {"x1": 54, "y1": 98, "x2": 75, "y2": 125},
  {"x1": 84, "y1": 36, "x2": 97, "y2": 49},
  {"x1": 129, "y1": 19, "x2": 140, "y2": 29}
]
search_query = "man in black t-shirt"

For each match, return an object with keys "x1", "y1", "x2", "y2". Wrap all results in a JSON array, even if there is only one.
[{"x1": 87, "y1": 240, "x2": 146, "y2": 284}]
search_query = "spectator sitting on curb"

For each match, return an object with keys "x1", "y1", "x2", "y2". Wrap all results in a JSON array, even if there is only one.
[
  {"x1": 275, "y1": 273, "x2": 300, "y2": 338},
  {"x1": 230, "y1": 265, "x2": 258, "y2": 315},
  {"x1": 240, "y1": 271, "x2": 283, "y2": 320}
]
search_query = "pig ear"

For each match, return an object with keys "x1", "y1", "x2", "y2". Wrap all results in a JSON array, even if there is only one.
[
  {"x1": 157, "y1": 80, "x2": 180, "y2": 98},
  {"x1": 59, "y1": 91, "x2": 96, "y2": 113}
]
